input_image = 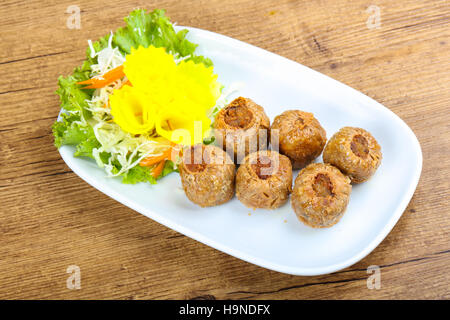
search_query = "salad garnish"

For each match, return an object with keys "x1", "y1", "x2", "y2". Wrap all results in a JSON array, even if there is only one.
[{"x1": 53, "y1": 9, "x2": 224, "y2": 184}]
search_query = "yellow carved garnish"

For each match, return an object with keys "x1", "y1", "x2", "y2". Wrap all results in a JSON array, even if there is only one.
[{"x1": 109, "y1": 46, "x2": 220, "y2": 145}]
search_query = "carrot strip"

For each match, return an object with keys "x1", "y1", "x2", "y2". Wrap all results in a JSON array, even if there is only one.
[
  {"x1": 76, "y1": 79, "x2": 96, "y2": 85},
  {"x1": 139, "y1": 143, "x2": 181, "y2": 167},
  {"x1": 121, "y1": 80, "x2": 131, "y2": 87},
  {"x1": 151, "y1": 160, "x2": 166, "y2": 178},
  {"x1": 140, "y1": 148, "x2": 171, "y2": 167},
  {"x1": 140, "y1": 153, "x2": 167, "y2": 166},
  {"x1": 168, "y1": 144, "x2": 181, "y2": 162},
  {"x1": 77, "y1": 65, "x2": 125, "y2": 89},
  {"x1": 79, "y1": 84, "x2": 101, "y2": 90}
]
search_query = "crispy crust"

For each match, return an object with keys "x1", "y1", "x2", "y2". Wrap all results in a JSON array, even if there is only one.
[
  {"x1": 214, "y1": 97, "x2": 270, "y2": 162},
  {"x1": 323, "y1": 127, "x2": 382, "y2": 184},
  {"x1": 271, "y1": 110, "x2": 326, "y2": 169},
  {"x1": 291, "y1": 163, "x2": 352, "y2": 228},
  {"x1": 236, "y1": 150, "x2": 292, "y2": 209},
  {"x1": 179, "y1": 145, "x2": 236, "y2": 207}
]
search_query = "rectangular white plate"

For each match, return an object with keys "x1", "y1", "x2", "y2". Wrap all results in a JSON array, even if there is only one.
[{"x1": 59, "y1": 26, "x2": 422, "y2": 276}]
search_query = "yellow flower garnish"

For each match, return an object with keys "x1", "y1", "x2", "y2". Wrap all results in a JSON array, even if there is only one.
[
  {"x1": 109, "y1": 46, "x2": 220, "y2": 145},
  {"x1": 109, "y1": 85, "x2": 155, "y2": 134}
]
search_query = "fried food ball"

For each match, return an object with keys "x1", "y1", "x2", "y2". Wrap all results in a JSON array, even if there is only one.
[
  {"x1": 292, "y1": 163, "x2": 352, "y2": 228},
  {"x1": 236, "y1": 150, "x2": 292, "y2": 209},
  {"x1": 323, "y1": 127, "x2": 382, "y2": 184},
  {"x1": 271, "y1": 110, "x2": 326, "y2": 169},
  {"x1": 179, "y1": 144, "x2": 235, "y2": 207},
  {"x1": 214, "y1": 97, "x2": 270, "y2": 162}
]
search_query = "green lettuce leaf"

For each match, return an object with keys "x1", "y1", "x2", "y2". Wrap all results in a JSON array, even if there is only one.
[
  {"x1": 121, "y1": 165, "x2": 157, "y2": 184},
  {"x1": 121, "y1": 160, "x2": 176, "y2": 184},
  {"x1": 111, "y1": 9, "x2": 212, "y2": 66},
  {"x1": 162, "y1": 160, "x2": 177, "y2": 177},
  {"x1": 74, "y1": 136, "x2": 101, "y2": 159},
  {"x1": 52, "y1": 113, "x2": 94, "y2": 147},
  {"x1": 111, "y1": 9, "x2": 211, "y2": 65}
]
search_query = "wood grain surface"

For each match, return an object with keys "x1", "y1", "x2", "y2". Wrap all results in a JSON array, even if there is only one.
[{"x1": 0, "y1": 0, "x2": 449, "y2": 300}]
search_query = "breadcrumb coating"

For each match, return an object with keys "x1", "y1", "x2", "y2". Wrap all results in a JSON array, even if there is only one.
[
  {"x1": 214, "y1": 97, "x2": 270, "y2": 162},
  {"x1": 236, "y1": 150, "x2": 292, "y2": 209},
  {"x1": 323, "y1": 127, "x2": 382, "y2": 184},
  {"x1": 271, "y1": 110, "x2": 326, "y2": 169},
  {"x1": 179, "y1": 144, "x2": 235, "y2": 207},
  {"x1": 292, "y1": 163, "x2": 351, "y2": 228}
]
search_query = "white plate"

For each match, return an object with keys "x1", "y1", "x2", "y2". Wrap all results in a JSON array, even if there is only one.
[{"x1": 59, "y1": 26, "x2": 422, "y2": 276}]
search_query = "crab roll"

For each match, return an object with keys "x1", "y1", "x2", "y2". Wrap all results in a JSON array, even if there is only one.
[
  {"x1": 179, "y1": 144, "x2": 235, "y2": 207},
  {"x1": 323, "y1": 127, "x2": 382, "y2": 184},
  {"x1": 236, "y1": 150, "x2": 292, "y2": 209},
  {"x1": 291, "y1": 163, "x2": 351, "y2": 228},
  {"x1": 214, "y1": 97, "x2": 270, "y2": 162},
  {"x1": 271, "y1": 110, "x2": 326, "y2": 169}
]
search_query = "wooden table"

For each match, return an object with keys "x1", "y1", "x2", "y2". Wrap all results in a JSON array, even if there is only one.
[{"x1": 0, "y1": 0, "x2": 449, "y2": 300}]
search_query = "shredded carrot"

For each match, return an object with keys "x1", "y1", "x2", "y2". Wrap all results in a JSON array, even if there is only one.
[
  {"x1": 151, "y1": 160, "x2": 166, "y2": 178},
  {"x1": 140, "y1": 153, "x2": 168, "y2": 166},
  {"x1": 121, "y1": 80, "x2": 132, "y2": 87},
  {"x1": 77, "y1": 65, "x2": 125, "y2": 89},
  {"x1": 139, "y1": 143, "x2": 180, "y2": 167},
  {"x1": 140, "y1": 148, "x2": 171, "y2": 166}
]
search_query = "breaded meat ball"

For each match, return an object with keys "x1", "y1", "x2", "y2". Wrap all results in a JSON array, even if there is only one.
[
  {"x1": 236, "y1": 150, "x2": 292, "y2": 209},
  {"x1": 323, "y1": 127, "x2": 382, "y2": 184},
  {"x1": 214, "y1": 97, "x2": 270, "y2": 162},
  {"x1": 292, "y1": 163, "x2": 352, "y2": 228},
  {"x1": 179, "y1": 144, "x2": 235, "y2": 207},
  {"x1": 271, "y1": 110, "x2": 326, "y2": 169}
]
